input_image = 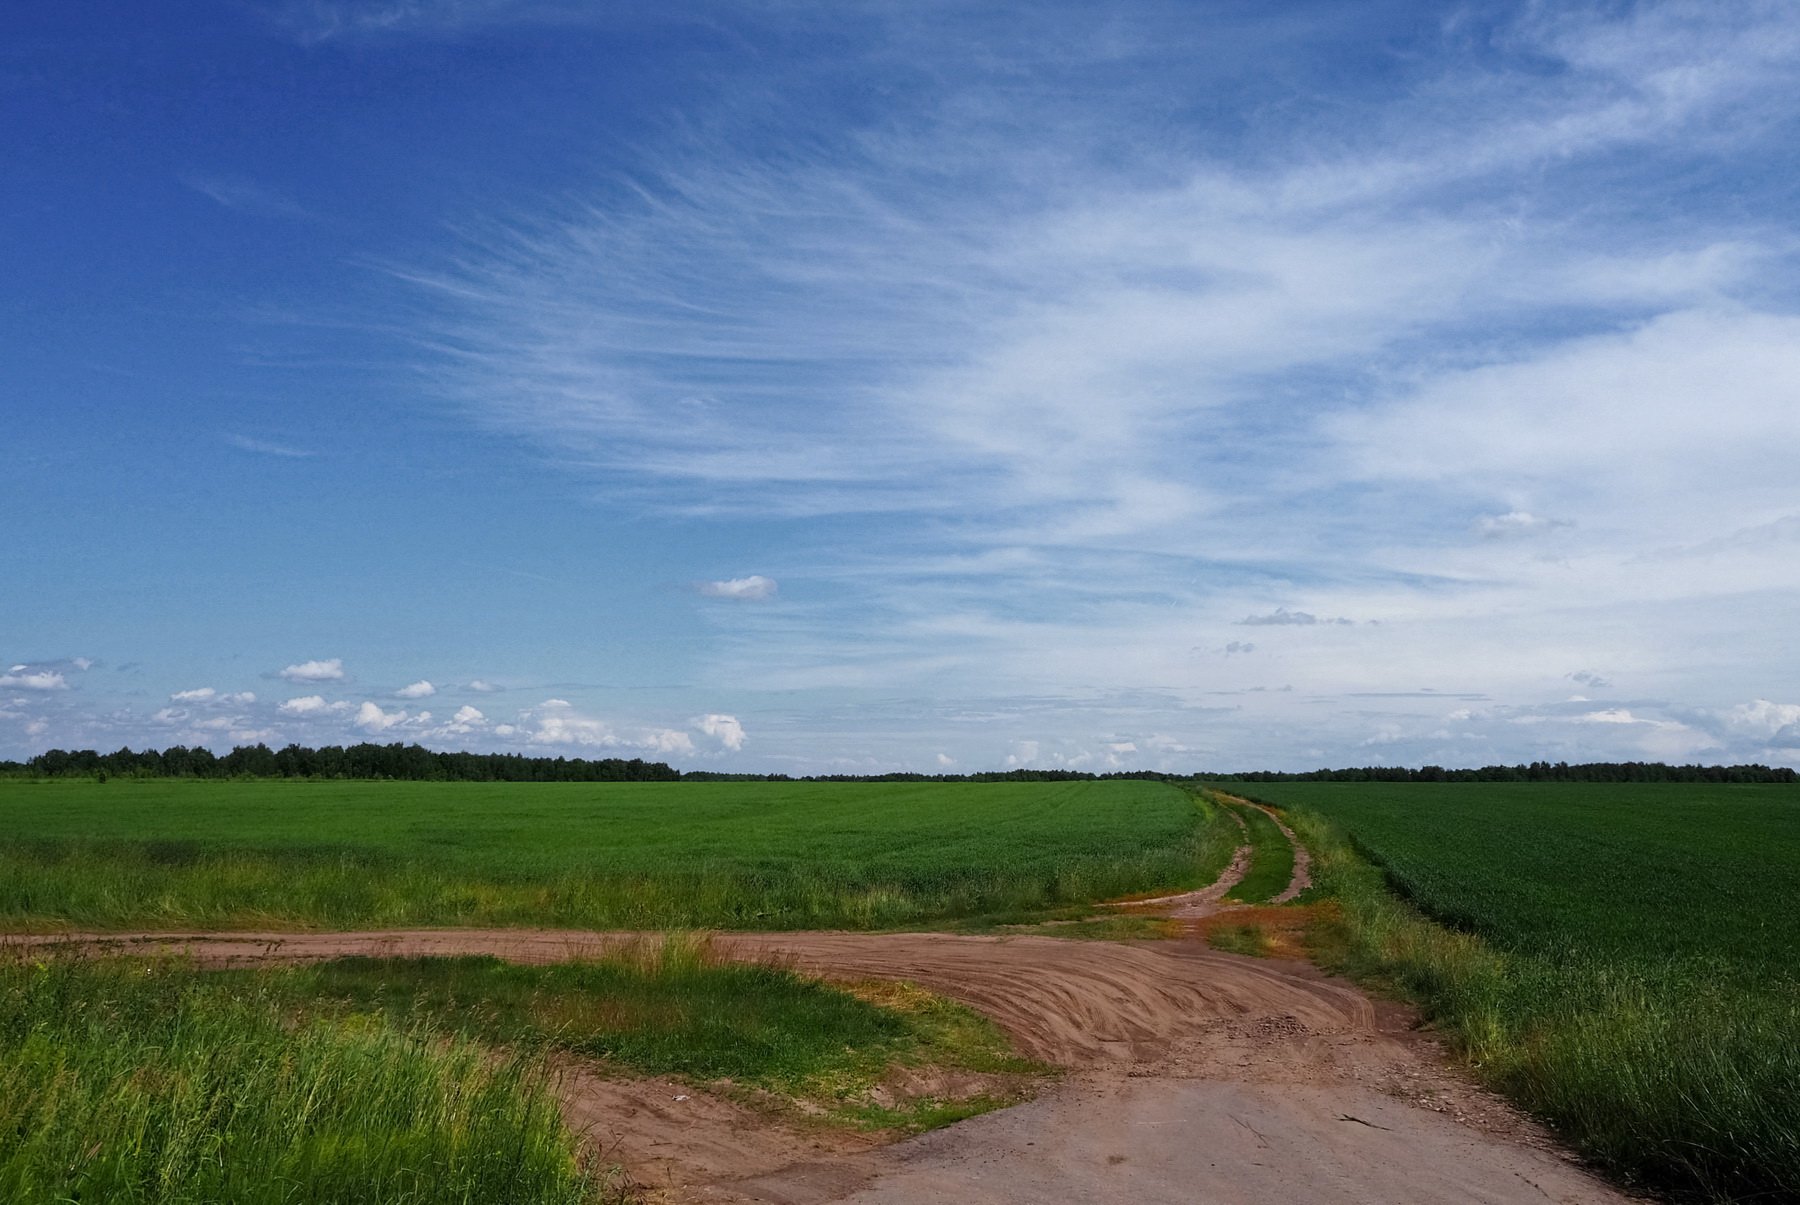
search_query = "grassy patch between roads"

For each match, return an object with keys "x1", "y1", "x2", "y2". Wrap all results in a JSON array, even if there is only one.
[
  {"x1": 274, "y1": 937, "x2": 1044, "y2": 1131},
  {"x1": 1251, "y1": 782, "x2": 1800, "y2": 1203},
  {"x1": 0, "y1": 779, "x2": 1203, "y2": 931},
  {"x1": 1217, "y1": 798, "x2": 1293, "y2": 905}
]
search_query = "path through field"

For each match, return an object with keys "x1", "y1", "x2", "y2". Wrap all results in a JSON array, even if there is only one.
[{"x1": 8, "y1": 799, "x2": 1632, "y2": 1204}]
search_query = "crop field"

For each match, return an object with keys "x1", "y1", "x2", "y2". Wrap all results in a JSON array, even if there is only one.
[
  {"x1": 0, "y1": 778, "x2": 1207, "y2": 931},
  {"x1": 1241, "y1": 781, "x2": 1800, "y2": 1201}
]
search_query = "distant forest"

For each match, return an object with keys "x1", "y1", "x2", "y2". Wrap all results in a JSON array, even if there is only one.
[
  {"x1": 3, "y1": 743, "x2": 680, "y2": 783},
  {"x1": 0, "y1": 743, "x2": 1794, "y2": 784}
]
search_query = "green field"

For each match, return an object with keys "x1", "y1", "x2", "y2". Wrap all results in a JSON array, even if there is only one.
[
  {"x1": 0, "y1": 778, "x2": 1205, "y2": 930},
  {"x1": 1240, "y1": 781, "x2": 1800, "y2": 1202}
]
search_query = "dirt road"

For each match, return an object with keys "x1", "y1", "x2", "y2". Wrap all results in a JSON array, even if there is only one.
[{"x1": 11, "y1": 926, "x2": 1630, "y2": 1203}]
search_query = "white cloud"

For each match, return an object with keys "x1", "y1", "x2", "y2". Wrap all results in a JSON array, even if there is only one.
[
  {"x1": 1477, "y1": 511, "x2": 1567, "y2": 539},
  {"x1": 394, "y1": 680, "x2": 436, "y2": 699},
  {"x1": 517, "y1": 698, "x2": 694, "y2": 755},
  {"x1": 0, "y1": 670, "x2": 67, "y2": 691},
  {"x1": 692, "y1": 713, "x2": 747, "y2": 751},
  {"x1": 71, "y1": 657, "x2": 94, "y2": 671},
  {"x1": 935, "y1": 752, "x2": 955, "y2": 767},
  {"x1": 1725, "y1": 699, "x2": 1800, "y2": 737},
  {"x1": 467, "y1": 679, "x2": 504, "y2": 693},
  {"x1": 278, "y1": 695, "x2": 351, "y2": 717},
  {"x1": 280, "y1": 658, "x2": 345, "y2": 682},
  {"x1": 1004, "y1": 740, "x2": 1041, "y2": 767},
  {"x1": 698, "y1": 575, "x2": 778, "y2": 601},
  {"x1": 170, "y1": 687, "x2": 217, "y2": 702},
  {"x1": 223, "y1": 431, "x2": 316, "y2": 458},
  {"x1": 184, "y1": 175, "x2": 310, "y2": 220},
  {"x1": 1237, "y1": 609, "x2": 1353, "y2": 627},
  {"x1": 354, "y1": 701, "x2": 408, "y2": 733}
]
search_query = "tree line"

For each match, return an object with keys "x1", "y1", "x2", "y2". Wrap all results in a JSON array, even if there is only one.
[
  {"x1": 2, "y1": 743, "x2": 680, "y2": 782},
  {"x1": 0, "y1": 747, "x2": 1792, "y2": 784},
  {"x1": 1220, "y1": 761, "x2": 1798, "y2": 784}
]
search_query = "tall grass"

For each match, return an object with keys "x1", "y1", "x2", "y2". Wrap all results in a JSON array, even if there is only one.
[
  {"x1": 1280, "y1": 801, "x2": 1800, "y2": 1203},
  {"x1": 0, "y1": 954, "x2": 594, "y2": 1205},
  {"x1": 0, "y1": 780, "x2": 1208, "y2": 930}
]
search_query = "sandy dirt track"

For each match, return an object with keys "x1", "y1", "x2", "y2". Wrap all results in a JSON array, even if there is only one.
[{"x1": 11, "y1": 926, "x2": 1633, "y2": 1204}]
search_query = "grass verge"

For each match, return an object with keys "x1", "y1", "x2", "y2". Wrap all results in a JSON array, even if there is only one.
[
  {"x1": 0, "y1": 953, "x2": 597, "y2": 1205},
  {"x1": 1285, "y1": 805, "x2": 1800, "y2": 1203}
]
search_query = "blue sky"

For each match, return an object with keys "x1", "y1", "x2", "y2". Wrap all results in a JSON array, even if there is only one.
[{"x1": 6, "y1": 0, "x2": 1800, "y2": 772}]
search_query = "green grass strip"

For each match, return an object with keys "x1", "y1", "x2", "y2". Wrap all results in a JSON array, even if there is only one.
[
  {"x1": 1221, "y1": 801, "x2": 1293, "y2": 904},
  {"x1": 0, "y1": 954, "x2": 595, "y2": 1205},
  {"x1": 264, "y1": 937, "x2": 1044, "y2": 1130}
]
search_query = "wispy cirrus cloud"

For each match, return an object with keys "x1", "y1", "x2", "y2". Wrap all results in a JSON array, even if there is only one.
[
  {"x1": 374, "y1": 1, "x2": 1800, "y2": 769},
  {"x1": 225, "y1": 432, "x2": 318, "y2": 459}
]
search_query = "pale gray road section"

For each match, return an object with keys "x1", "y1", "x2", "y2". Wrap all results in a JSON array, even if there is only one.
[{"x1": 738, "y1": 1078, "x2": 1634, "y2": 1205}]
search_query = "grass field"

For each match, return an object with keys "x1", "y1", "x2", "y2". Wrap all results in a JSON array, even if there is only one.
[
  {"x1": 0, "y1": 779, "x2": 1207, "y2": 931},
  {"x1": 1239, "y1": 782, "x2": 1800, "y2": 1202}
]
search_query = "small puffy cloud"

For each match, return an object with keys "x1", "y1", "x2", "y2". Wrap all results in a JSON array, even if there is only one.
[
  {"x1": 467, "y1": 679, "x2": 504, "y2": 693},
  {"x1": 278, "y1": 695, "x2": 350, "y2": 716},
  {"x1": 935, "y1": 753, "x2": 956, "y2": 767},
  {"x1": 697, "y1": 575, "x2": 778, "y2": 601},
  {"x1": 280, "y1": 658, "x2": 345, "y2": 682},
  {"x1": 1237, "y1": 608, "x2": 1353, "y2": 627},
  {"x1": 1568, "y1": 670, "x2": 1611, "y2": 689},
  {"x1": 692, "y1": 713, "x2": 747, "y2": 751},
  {"x1": 0, "y1": 670, "x2": 67, "y2": 691},
  {"x1": 1575, "y1": 708, "x2": 1642, "y2": 725},
  {"x1": 1004, "y1": 740, "x2": 1041, "y2": 767},
  {"x1": 1725, "y1": 699, "x2": 1800, "y2": 738},
  {"x1": 519, "y1": 699, "x2": 695, "y2": 754},
  {"x1": 394, "y1": 680, "x2": 436, "y2": 699},
  {"x1": 354, "y1": 701, "x2": 407, "y2": 733},
  {"x1": 170, "y1": 687, "x2": 217, "y2": 702},
  {"x1": 1476, "y1": 510, "x2": 1568, "y2": 539},
  {"x1": 72, "y1": 657, "x2": 95, "y2": 671}
]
